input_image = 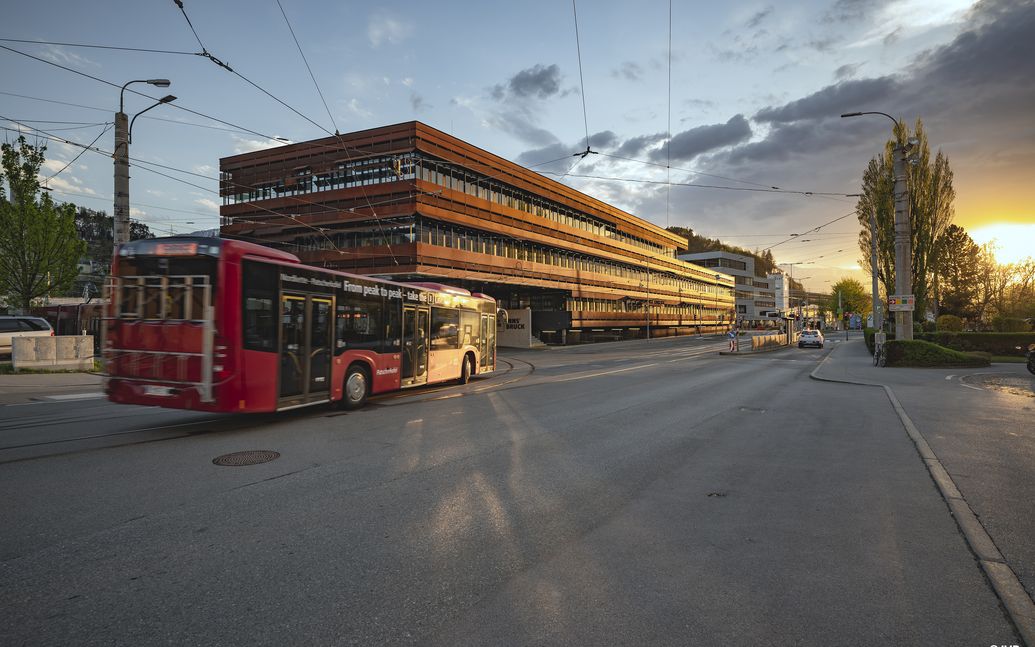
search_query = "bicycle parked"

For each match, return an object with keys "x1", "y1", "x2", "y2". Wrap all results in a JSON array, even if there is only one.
[{"x1": 873, "y1": 330, "x2": 888, "y2": 367}]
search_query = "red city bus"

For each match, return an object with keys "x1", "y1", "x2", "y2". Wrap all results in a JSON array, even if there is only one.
[{"x1": 103, "y1": 237, "x2": 497, "y2": 412}]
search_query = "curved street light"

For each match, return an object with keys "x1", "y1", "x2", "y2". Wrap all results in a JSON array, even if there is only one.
[
  {"x1": 840, "y1": 110, "x2": 915, "y2": 340},
  {"x1": 114, "y1": 79, "x2": 173, "y2": 256}
]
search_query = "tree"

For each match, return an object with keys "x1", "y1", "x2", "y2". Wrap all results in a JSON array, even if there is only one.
[
  {"x1": 0, "y1": 136, "x2": 85, "y2": 310},
  {"x1": 75, "y1": 206, "x2": 155, "y2": 274},
  {"x1": 826, "y1": 277, "x2": 870, "y2": 319},
  {"x1": 934, "y1": 224, "x2": 981, "y2": 320},
  {"x1": 855, "y1": 118, "x2": 954, "y2": 319},
  {"x1": 667, "y1": 226, "x2": 777, "y2": 277}
]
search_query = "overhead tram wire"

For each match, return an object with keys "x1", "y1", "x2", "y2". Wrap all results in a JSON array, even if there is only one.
[
  {"x1": 572, "y1": 0, "x2": 591, "y2": 155},
  {"x1": 0, "y1": 43, "x2": 289, "y2": 144},
  {"x1": 0, "y1": 37, "x2": 200, "y2": 56},
  {"x1": 45, "y1": 122, "x2": 112, "y2": 182},
  {"x1": 761, "y1": 211, "x2": 858, "y2": 252},
  {"x1": 0, "y1": 118, "x2": 414, "y2": 255},
  {"x1": 277, "y1": 0, "x2": 337, "y2": 134},
  {"x1": 666, "y1": 0, "x2": 672, "y2": 229},
  {"x1": 538, "y1": 170, "x2": 860, "y2": 197},
  {"x1": 171, "y1": 0, "x2": 334, "y2": 138}
]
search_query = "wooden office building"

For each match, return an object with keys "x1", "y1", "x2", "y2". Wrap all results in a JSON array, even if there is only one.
[{"x1": 219, "y1": 121, "x2": 734, "y2": 343}]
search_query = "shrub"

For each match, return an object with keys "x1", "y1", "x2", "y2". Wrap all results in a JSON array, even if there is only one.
[
  {"x1": 915, "y1": 332, "x2": 1035, "y2": 356},
  {"x1": 936, "y1": 314, "x2": 963, "y2": 332},
  {"x1": 864, "y1": 326, "x2": 895, "y2": 354},
  {"x1": 885, "y1": 339, "x2": 991, "y2": 367},
  {"x1": 921, "y1": 320, "x2": 937, "y2": 333},
  {"x1": 991, "y1": 316, "x2": 1030, "y2": 332}
]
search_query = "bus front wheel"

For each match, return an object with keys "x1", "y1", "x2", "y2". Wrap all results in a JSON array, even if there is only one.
[
  {"x1": 342, "y1": 364, "x2": 370, "y2": 410},
  {"x1": 458, "y1": 353, "x2": 474, "y2": 385}
]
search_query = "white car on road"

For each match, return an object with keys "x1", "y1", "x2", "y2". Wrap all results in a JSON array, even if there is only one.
[{"x1": 797, "y1": 329, "x2": 824, "y2": 349}]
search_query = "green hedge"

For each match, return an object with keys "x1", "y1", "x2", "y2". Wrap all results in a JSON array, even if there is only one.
[
  {"x1": 885, "y1": 339, "x2": 991, "y2": 367},
  {"x1": 915, "y1": 332, "x2": 1035, "y2": 357}
]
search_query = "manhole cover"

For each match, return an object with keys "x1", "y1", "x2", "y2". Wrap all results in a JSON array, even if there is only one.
[{"x1": 212, "y1": 450, "x2": 280, "y2": 467}]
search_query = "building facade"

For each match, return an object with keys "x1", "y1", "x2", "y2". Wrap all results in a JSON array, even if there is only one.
[
  {"x1": 219, "y1": 122, "x2": 734, "y2": 343},
  {"x1": 677, "y1": 251, "x2": 787, "y2": 326}
]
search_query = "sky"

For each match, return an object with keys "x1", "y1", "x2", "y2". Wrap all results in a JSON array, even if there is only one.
[{"x1": 1, "y1": 0, "x2": 1032, "y2": 293}]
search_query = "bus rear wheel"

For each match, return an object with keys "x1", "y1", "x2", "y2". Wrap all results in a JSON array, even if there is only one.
[
  {"x1": 458, "y1": 353, "x2": 474, "y2": 385},
  {"x1": 341, "y1": 364, "x2": 369, "y2": 410}
]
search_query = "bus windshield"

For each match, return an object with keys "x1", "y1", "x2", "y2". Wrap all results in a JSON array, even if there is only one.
[{"x1": 114, "y1": 255, "x2": 217, "y2": 321}]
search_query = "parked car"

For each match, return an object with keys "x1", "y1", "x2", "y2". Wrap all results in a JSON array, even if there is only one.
[
  {"x1": 798, "y1": 329, "x2": 824, "y2": 348},
  {"x1": 0, "y1": 315, "x2": 55, "y2": 355}
]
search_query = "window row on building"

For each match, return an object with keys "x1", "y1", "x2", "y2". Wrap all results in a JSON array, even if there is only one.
[
  {"x1": 222, "y1": 152, "x2": 669, "y2": 256},
  {"x1": 281, "y1": 216, "x2": 732, "y2": 300}
]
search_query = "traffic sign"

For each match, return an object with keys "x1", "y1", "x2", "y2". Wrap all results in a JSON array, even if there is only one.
[{"x1": 888, "y1": 295, "x2": 915, "y2": 311}]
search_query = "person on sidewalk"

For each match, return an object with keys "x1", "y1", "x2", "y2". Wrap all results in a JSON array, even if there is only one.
[{"x1": 727, "y1": 327, "x2": 738, "y2": 352}]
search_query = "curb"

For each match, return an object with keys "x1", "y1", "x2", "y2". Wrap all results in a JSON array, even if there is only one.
[{"x1": 810, "y1": 343, "x2": 1035, "y2": 646}]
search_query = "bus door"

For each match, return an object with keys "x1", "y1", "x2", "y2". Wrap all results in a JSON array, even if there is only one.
[
  {"x1": 279, "y1": 293, "x2": 332, "y2": 406},
  {"x1": 401, "y1": 304, "x2": 429, "y2": 387},
  {"x1": 479, "y1": 314, "x2": 491, "y2": 369}
]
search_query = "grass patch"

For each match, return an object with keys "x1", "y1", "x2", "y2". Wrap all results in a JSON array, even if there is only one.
[{"x1": 885, "y1": 339, "x2": 991, "y2": 368}]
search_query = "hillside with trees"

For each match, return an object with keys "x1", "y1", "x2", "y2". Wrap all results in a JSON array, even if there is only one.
[{"x1": 666, "y1": 226, "x2": 777, "y2": 277}]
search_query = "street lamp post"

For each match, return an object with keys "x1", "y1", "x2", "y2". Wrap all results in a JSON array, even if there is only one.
[
  {"x1": 114, "y1": 79, "x2": 173, "y2": 257},
  {"x1": 841, "y1": 111, "x2": 915, "y2": 340}
]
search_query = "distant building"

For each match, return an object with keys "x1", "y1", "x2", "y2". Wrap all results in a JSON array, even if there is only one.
[
  {"x1": 677, "y1": 250, "x2": 786, "y2": 326},
  {"x1": 219, "y1": 121, "x2": 735, "y2": 343}
]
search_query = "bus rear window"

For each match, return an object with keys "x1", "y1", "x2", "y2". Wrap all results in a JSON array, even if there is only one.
[{"x1": 115, "y1": 256, "x2": 217, "y2": 320}]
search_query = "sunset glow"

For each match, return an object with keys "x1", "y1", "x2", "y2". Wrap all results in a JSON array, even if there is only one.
[{"x1": 969, "y1": 223, "x2": 1035, "y2": 265}]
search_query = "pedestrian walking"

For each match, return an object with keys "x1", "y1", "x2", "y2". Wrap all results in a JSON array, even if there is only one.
[{"x1": 727, "y1": 327, "x2": 737, "y2": 352}]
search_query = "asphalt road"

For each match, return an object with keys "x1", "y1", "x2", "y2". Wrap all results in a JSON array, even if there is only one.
[{"x1": 0, "y1": 335, "x2": 1024, "y2": 645}]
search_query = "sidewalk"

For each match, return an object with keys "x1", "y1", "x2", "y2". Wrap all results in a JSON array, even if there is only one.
[
  {"x1": 812, "y1": 338, "x2": 1035, "y2": 645},
  {"x1": 0, "y1": 371, "x2": 104, "y2": 405}
]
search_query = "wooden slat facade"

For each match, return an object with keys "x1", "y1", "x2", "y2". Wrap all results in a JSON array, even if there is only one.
[{"x1": 219, "y1": 121, "x2": 736, "y2": 340}]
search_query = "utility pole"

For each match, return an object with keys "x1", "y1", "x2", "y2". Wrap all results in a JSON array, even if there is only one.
[
  {"x1": 113, "y1": 79, "x2": 173, "y2": 259},
  {"x1": 841, "y1": 111, "x2": 915, "y2": 340},
  {"x1": 113, "y1": 110, "x2": 130, "y2": 257},
  {"x1": 892, "y1": 142, "x2": 913, "y2": 340},
  {"x1": 869, "y1": 209, "x2": 882, "y2": 330}
]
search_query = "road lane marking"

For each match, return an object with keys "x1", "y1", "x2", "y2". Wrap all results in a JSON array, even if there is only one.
[
  {"x1": 43, "y1": 393, "x2": 104, "y2": 401},
  {"x1": 960, "y1": 383, "x2": 983, "y2": 391},
  {"x1": 946, "y1": 375, "x2": 955, "y2": 380},
  {"x1": 553, "y1": 363, "x2": 658, "y2": 383}
]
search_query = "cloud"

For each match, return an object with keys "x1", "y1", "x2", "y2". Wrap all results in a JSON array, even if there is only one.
[
  {"x1": 492, "y1": 64, "x2": 564, "y2": 101},
  {"x1": 345, "y1": 98, "x2": 373, "y2": 119},
  {"x1": 882, "y1": 26, "x2": 903, "y2": 46},
  {"x1": 38, "y1": 45, "x2": 98, "y2": 69},
  {"x1": 746, "y1": 6, "x2": 775, "y2": 28},
  {"x1": 822, "y1": 0, "x2": 889, "y2": 24},
  {"x1": 194, "y1": 198, "x2": 219, "y2": 212},
  {"x1": 648, "y1": 115, "x2": 752, "y2": 163},
  {"x1": 367, "y1": 12, "x2": 412, "y2": 47},
  {"x1": 193, "y1": 164, "x2": 214, "y2": 175},
  {"x1": 753, "y1": 76, "x2": 898, "y2": 124},
  {"x1": 44, "y1": 175, "x2": 96, "y2": 196},
  {"x1": 409, "y1": 92, "x2": 430, "y2": 112},
  {"x1": 615, "y1": 132, "x2": 666, "y2": 158},
  {"x1": 611, "y1": 61, "x2": 645, "y2": 81},
  {"x1": 515, "y1": 130, "x2": 620, "y2": 173},
  {"x1": 130, "y1": 207, "x2": 147, "y2": 218},
  {"x1": 833, "y1": 62, "x2": 864, "y2": 80},
  {"x1": 232, "y1": 135, "x2": 289, "y2": 155}
]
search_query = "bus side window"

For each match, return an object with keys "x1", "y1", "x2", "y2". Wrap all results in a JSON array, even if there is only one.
[
  {"x1": 431, "y1": 307, "x2": 459, "y2": 350},
  {"x1": 242, "y1": 261, "x2": 278, "y2": 352},
  {"x1": 384, "y1": 299, "x2": 401, "y2": 353}
]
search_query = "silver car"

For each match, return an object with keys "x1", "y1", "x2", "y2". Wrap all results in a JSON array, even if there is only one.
[{"x1": 0, "y1": 316, "x2": 55, "y2": 355}]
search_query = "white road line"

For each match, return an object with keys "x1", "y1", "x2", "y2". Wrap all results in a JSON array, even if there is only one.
[
  {"x1": 554, "y1": 363, "x2": 658, "y2": 383},
  {"x1": 43, "y1": 393, "x2": 104, "y2": 401},
  {"x1": 945, "y1": 375, "x2": 955, "y2": 380},
  {"x1": 960, "y1": 383, "x2": 984, "y2": 391}
]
